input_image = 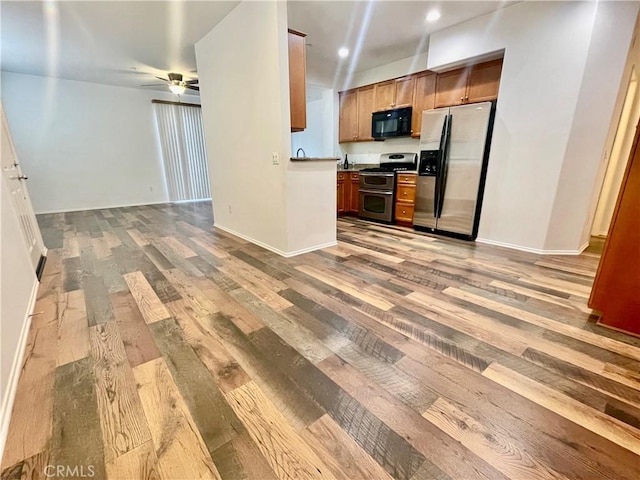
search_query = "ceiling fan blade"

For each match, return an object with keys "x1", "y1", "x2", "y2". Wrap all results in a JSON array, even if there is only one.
[
  {"x1": 185, "y1": 79, "x2": 199, "y2": 84},
  {"x1": 141, "y1": 83, "x2": 166, "y2": 87},
  {"x1": 155, "y1": 76, "x2": 169, "y2": 82},
  {"x1": 186, "y1": 85, "x2": 200, "y2": 91}
]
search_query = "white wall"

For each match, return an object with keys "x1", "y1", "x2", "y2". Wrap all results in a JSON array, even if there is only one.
[
  {"x1": 546, "y1": 1, "x2": 640, "y2": 251},
  {"x1": 1, "y1": 72, "x2": 200, "y2": 213},
  {"x1": 196, "y1": 1, "x2": 335, "y2": 256},
  {"x1": 291, "y1": 98, "x2": 324, "y2": 157},
  {"x1": 428, "y1": 1, "x2": 639, "y2": 252}
]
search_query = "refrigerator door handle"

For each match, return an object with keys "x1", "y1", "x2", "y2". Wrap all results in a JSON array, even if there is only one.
[
  {"x1": 434, "y1": 114, "x2": 448, "y2": 217},
  {"x1": 437, "y1": 114, "x2": 452, "y2": 218}
]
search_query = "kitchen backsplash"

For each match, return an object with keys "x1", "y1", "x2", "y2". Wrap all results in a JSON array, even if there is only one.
[{"x1": 339, "y1": 136, "x2": 420, "y2": 164}]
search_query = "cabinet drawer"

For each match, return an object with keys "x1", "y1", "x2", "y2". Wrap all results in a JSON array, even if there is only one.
[
  {"x1": 350, "y1": 172, "x2": 359, "y2": 182},
  {"x1": 397, "y1": 173, "x2": 417, "y2": 185},
  {"x1": 397, "y1": 185, "x2": 416, "y2": 203},
  {"x1": 337, "y1": 173, "x2": 346, "y2": 181},
  {"x1": 395, "y1": 203, "x2": 415, "y2": 222}
]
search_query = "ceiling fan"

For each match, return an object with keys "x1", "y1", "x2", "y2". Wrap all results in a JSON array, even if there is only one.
[{"x1": 142, "y1": 72, "x2": 199, "y2": 95}]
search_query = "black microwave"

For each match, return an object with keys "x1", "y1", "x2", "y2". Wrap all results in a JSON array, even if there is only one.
[{"x1": 371, "y1": 107, "x2": 412, "y2": 139}]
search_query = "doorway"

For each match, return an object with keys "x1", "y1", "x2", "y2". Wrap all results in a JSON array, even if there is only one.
[{"x1": 591, "y1": 67, "x2": 639, "y2": 238}]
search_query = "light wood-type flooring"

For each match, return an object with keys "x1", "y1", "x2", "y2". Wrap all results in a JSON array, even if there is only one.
[{"x1": 2, "y1": 201, "x2": 640, "y2": 480}]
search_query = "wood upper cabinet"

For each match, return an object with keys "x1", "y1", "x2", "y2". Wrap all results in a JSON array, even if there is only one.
[
  {"x1": 411, "y1": 72, "x2": 436, "y2": 138},
  {"x1": 356, "y1": 85, "x2": 375, "y2": 141},
  {"x1": 466, "y1": 59, "x2": 503, "y2": 104},
  {"x1": 288, "y1": 29, "x2": 307, "y2": 132},
  {"x1": 373, "y1": 76, "x2": 415, "y2": 112},
  {"x1": 435, "y1": 67, "x2": 469, "y2": 108},
  {"x1": 339, "y1": 90, "x2": 358, "y2": 142},
  {"x1": 435, "y1": 58, "x2": 503, "y2": 108},
  {"x1": 339, "y1": 86, "x2": 374, "y2": 143},
  {"x1": 589, "y1": 121, "x2": 640, "y2": 334}
]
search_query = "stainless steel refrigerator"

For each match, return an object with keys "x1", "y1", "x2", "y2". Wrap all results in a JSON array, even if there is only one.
[{"x1": 414, "y1": 101, "x2": 495, "y2": 240}]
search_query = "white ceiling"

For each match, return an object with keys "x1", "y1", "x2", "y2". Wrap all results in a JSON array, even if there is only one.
[{"x1": 1, "y1": 1, "x2": 513, "y2": 95}]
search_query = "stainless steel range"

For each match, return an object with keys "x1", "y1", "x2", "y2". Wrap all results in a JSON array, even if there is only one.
[{"x1": 358, "y1": 152, "x2": 417, "y2": 223}]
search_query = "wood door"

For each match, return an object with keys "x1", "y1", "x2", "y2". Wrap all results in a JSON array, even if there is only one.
[
  {"x1": 394, "y1": 76, "x2": 415, "y2": 108},
  {"x1": 411, "y1": 72, "x2": 436, "y2": 138},
  {"x1": 435, "y1": 68, "x2": 468, "y2": 108},
  {"x1": 1, "y1": 103, "x2": 45, "y2": 270},
  {"x1": 356, "y1": 85, "x2": 375, "y2": 141},
  {"x1": 339, "y1": 90, "x2": 358, "y2": 143},
  {"x1": 288, "y1": 30, "x2": 307, "y2": 132},
  {"x1": 348, "y1": 173, "x2": 360, "y2": 213},
  {"x1": 373, "y1": 81, "x2": 395, "y2": 112},
  {"x1": 466, "y1": 59, "x2": 503, "y2": 104},
  {"x1": 589, "y1": 122, "x2": 640, "y2": 333}
]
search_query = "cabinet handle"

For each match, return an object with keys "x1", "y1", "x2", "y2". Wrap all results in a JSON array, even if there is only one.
[
  {"x1": 460, "y1": 96, "x2": 464, "y2": 102},
  {"x1": 402, "y1": 210, "x2": 406, "y2": 214},
  {"x1": 403, "y1": 192, "x2": 407, "y2": 195},
  {"x1": 465, "y1": 96, "x2": 469, "y2": 101}
]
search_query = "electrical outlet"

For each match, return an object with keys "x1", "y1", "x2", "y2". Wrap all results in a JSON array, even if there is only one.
[{"x1": 272, "y1": 152, "x2": 279, "y2": 165}]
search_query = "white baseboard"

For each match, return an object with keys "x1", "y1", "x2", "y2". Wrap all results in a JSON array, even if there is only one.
[
  {"x1": 0, "y1": 278, "x2": 39, "y2": 460},
  {"x1": 476, "y1": 237, "x2": 589, "y2": 255},
  {"x1": 37, "y1": 198, "x2": 213, "y2": 214},
  {"x1": 214, "y1": 224, "x2": 337, "y2": 258}
]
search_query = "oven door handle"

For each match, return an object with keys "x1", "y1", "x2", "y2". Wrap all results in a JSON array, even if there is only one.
[{"x1": 359, "y1": 189, "x2": 393, "y2": 195}]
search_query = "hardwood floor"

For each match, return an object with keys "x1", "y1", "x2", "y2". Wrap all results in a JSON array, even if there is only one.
[{"x1": 3, "y1": 200, "x2": 640, "y2": 480}]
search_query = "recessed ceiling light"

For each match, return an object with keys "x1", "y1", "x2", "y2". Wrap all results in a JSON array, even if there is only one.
[
  {"x1": 338, "y1": 47, "x2": 349, "y2": 58},
  {"x1": 426, "y1": 10, "x2": 441, "y2": 22}
]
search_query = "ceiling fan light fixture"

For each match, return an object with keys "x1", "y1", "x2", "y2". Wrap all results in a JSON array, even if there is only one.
[{"x1": 169, "y1": 84, "x2": 186, "y2": 95}]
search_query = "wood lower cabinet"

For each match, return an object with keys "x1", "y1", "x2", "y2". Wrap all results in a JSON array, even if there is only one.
[
  {"x1": 589, "y1": 121, "x2": 640, "y2": 334},
  {"x1": 288, "y1": 29, "x2": 307, "y2": 132},
  {"x1": 348, "y1": 172, "x2": 359, "y2": 213},
  {"x1": 337, "y1": 172, "x2": 347, "y2": 214},
  {"x1": 395, "y1": 173, "x2": 417, "y2": 225},
  {"x1": 337, "y1": 172, "x2": 360, "y2": 215}
]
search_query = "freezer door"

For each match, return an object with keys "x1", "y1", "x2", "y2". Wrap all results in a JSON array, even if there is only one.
[
  {"x1": 415, "y1": 108, "x2": 448, "y2": 229},
  {"x1": 419, "y1": 108, "x2": 449, "y2": 150},
  {"x1": 414, "y1": 176, "x2": 437, "y2": 229},
  {"x1": 436, "y1": 102, "x2": 492, "y2": 236}
]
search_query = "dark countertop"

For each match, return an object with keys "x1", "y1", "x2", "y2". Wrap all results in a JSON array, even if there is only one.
[{"x1": 290, "y1": 157, "x2": 340, "y2": 162}]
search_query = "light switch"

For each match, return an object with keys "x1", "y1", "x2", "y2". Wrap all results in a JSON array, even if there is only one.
[{"x1": 272, "y1": 152, "x2": 279, "y2": 165}]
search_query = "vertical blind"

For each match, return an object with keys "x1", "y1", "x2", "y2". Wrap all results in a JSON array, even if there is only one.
[{"x1": 153, "y1": 101, "x2": 211, "y2": 201}]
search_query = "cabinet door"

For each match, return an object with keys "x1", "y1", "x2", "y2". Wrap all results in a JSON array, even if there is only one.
[
  {"x1": 339, "y1": 90, "x2": 358, "y2": 143},
  {"x1": 411, "y1": 72, "x2": 436, "y2": 138},
  {"x1": 373, "y1": 81, "x2": 395, "y2": 112},
  {"x1": 435, "y1": 68, "x2": 468, "y2": 108},
  {"x1": 466, "y1": 59, "x2": 503, "y2": 103},
  {"x1": 357, "y1": 85, "x2": 375, "y2": 141},
  {"x1": 394, "y1": 76, "x2": 415, "y2": 108},
  {"x1": 349, "y1": 173, "x2": 360, "y2": 212},
  {"x1": 288, "y1": 30, "x2": 307, "y2": 132},
  {"x1": 337, "y1": 175, "x2": 346, "y2": 214}
]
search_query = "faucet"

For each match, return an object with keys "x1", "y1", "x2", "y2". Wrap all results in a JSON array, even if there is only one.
[{"x1": 296, "y1": 148, "x2": 306, "y2": 158}]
